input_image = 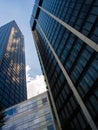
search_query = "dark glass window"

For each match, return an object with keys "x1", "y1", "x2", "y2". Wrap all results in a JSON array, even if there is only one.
[
  {"x1": 47, "y1": 124, "x2": 54, "y2": 130},
  {"x1": 42, "y1": 97, "x2": 48, "y2": 105}
]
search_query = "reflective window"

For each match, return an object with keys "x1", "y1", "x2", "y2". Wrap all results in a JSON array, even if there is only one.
[{"x1": 47, "y1": 124, "x2": 54, "y2": 130}]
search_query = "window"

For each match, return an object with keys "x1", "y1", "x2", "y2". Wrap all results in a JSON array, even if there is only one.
[
  {"x1": 42, "y1": 97, "x2": 48, "y2": 105},
  {"x1": 45, "y1": 113, "x2": 52, "y2": 123},
  {"x1": 47, "y1": 124, "x2": 54, "y2": 130},
  {"x1": 32, "y1": 101, "x2": 38, "y2": 109}
]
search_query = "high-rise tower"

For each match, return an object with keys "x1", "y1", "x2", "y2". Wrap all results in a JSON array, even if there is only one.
[
  {"x1": 30, "y1": 0, "x2": 98, "y2": 130},
  {"x1": 0, "y1": 21, "x2": 27, "y2": 109}
]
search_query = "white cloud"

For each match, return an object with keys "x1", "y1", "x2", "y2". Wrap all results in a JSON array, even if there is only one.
[{"x1": 26, "y1": 65, "x2": 47, "y2": 99}]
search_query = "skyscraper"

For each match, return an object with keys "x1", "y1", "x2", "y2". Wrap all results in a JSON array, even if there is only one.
[
  {"x1": 1, "y1": 91, "x2": 56, "y2": 130},
  {"x1": 30, "y1": 0, "x2": 98, "y2": 130},
  {"x1": 0, "y1": 21, "x2": 27, "y2": 109}
]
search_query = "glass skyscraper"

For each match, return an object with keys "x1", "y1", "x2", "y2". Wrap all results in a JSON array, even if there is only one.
[
  {"x1": 1, "y1": 91, "x2": 56, "y2": 130},
  {"x1": 30, "y1": 0, "x2": 98, "y2": 130},
  {"x1": 0, "y1": 21, "x2": 27, "y2": 110}
]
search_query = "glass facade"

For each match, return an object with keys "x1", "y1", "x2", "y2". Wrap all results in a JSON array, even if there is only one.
[
  {"x1": 30, "y1": 0, "x2": 98, "y2": 130},
  {"x1": 0, "y1": 21, "x2": 27, "y2": 110},
  {"x1": 0, "y1": 92, "x2": 56, "y2": 130}
]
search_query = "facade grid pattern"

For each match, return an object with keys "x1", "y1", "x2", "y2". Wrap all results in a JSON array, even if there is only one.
[
  {"x1": 0, "y1": 21, "x2": 27, "y2": 109},
  {"x1": 1, "y1": 92, "x2": 56, "y2": 130},
  {"x1": 30, "y1": 0, "x2": 98, "y2": 130}
]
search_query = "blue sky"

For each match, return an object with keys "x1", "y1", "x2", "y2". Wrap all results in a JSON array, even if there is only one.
[
  {"x1": 0, "y1": 0, "x2": 42, "y2": 76},
  {"x1": 0, "y1": 0, "x2": 46, "y2": 98}
]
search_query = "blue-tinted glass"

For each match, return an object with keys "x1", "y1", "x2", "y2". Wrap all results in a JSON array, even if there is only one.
[{"x1": 47, "y1": 124, "x2": 54, "y2": 130}]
